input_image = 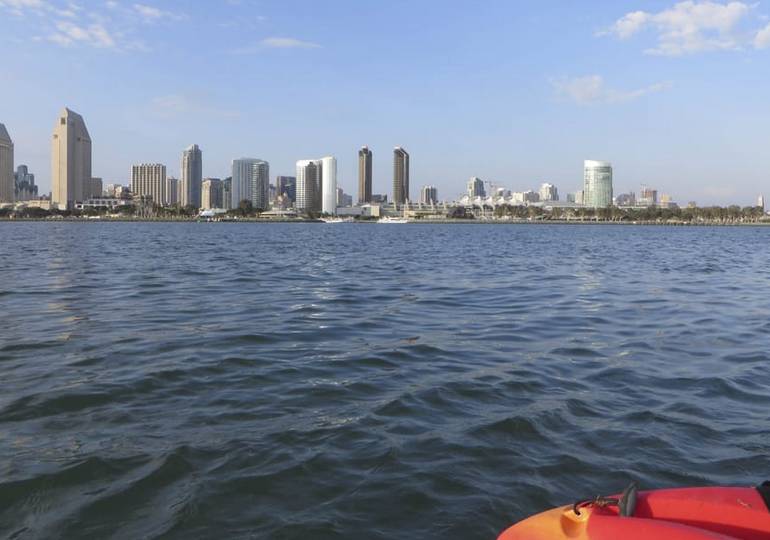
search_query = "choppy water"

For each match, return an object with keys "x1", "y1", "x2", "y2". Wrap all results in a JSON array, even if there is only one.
[{"x1": 1, "y1": 222, "x2": 770, "y2": 539}]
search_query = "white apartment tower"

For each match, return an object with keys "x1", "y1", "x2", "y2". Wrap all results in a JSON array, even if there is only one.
[
  {"x1": 180, "y1": 144, "x2": 202, "y2": 208},
  {"x1": 51, "y1": 108, "x2": 92, "y2": 209},
  {"x1": 131, "y1": 164, "x2": 167, "y2": 205},
  {"x1": 320, "y1": 156, "x2": 337, "y2": 215},
  {"x1": 0, "y1": 123, "x2": 13, "y2": 203}
]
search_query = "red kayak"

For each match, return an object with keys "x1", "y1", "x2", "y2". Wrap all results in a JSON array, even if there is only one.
[{"x1": 498, "y1": 482, "x2": 770, "y2": 540}]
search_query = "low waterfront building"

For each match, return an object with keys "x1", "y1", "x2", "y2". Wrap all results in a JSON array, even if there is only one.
[{"x1": 74, "y1": 197, "x2": 133, "y2": 211}]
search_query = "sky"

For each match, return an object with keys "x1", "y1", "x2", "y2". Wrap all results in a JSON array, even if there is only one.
[{"x1": 2, "y1": 0, "x2": 770, "y2": 205}]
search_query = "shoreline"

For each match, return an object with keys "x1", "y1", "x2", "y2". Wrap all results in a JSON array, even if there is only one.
[{"x1": 2, "y1": 217, "x2": 770, "y2": 226}]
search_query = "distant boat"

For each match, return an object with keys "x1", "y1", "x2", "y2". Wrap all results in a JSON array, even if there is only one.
[
  {"x1": 377, "y1": 216, "x2": 408, "y2": 224},
  {"x1": 320, "y1": 217, "x2": 353, "y2": 223}
]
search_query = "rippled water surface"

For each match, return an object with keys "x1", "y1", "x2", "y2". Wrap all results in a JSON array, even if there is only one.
[{"x1": 2, "y1": 222, "x2": 770, "y2": 539}]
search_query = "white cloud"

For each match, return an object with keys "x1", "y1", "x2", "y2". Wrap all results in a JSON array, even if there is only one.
[
  {"x1": 48, "y1": 20, "x2": 115, "y2": 47},
  {"x1": 755, "y1": 22, "x2": 770, "y2": 48},
  {"x1": 603, "y1": 1, "x2": 756, "y2": 56},
  {"x1": 261, "y1": 37, "x2": 320, "y2": 49},
  {"x1": 132, "y1": 3, "x2": 183, "y2": 22},
  {"x1": 552, "y1": 75, "x2": 671, "y2": 105},
  {"x1": 1, "y1": 0, "x2": 181, "y2": 50}
]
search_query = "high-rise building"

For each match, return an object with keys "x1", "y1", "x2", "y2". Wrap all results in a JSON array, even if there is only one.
[
  {"x1": 222, "y1": 177, "x2": 232, "y2": 210},
  {"x1": 251, "y1": 161, "x2": 270, "y2": 211},
  {"x1": 180, "y1": 144, "x2": 202, "y2": 208},
  {"x1": 167, "y1": 177, "x2": 179, "y2": 205},
  {"x1": 358, "y1": 146, "x2": 372, "y2": 205},
  {"x1": 639, "y1": 186, "x2": 658, "y2": 207},
  {"x1": 0, "y1": 123, "x2": 13, "y2": 203},
  {"x1": 88, "y1": 177, "x2": 103, "y2": 198},
  {"x1": 201, "y1": 178, "x2": 223, "y2": 209},
  {"x1": 539, "y1": 183, "x2": 558, "y2": 202},
  {"x1": 51, "y1": 108, "x2": 92, "y2": 209},
  {"x1": 659, "y1": 193, "x2": 675, "y2": 209},
  {"x1": 296, "y1": 159, "x2": 321, "y2": 212},
  {"x1": 420, "y1": 185, "x2": 438, "y2": 205},
  {"x1": 393, "y1": 146, "x2": 409, "y2": 204},
  {"x1": 276, "y1": 176, "x2": 296, "y2": 203},
  {"x1": 320, "y1": 156, "x2": 337, "y2": 215},
  {"x1": 132, "y1": 164, "x2": 167, "y2": 205},
  {"x1": 336, "y1": 187, "x2": 353, "y2": 208},
  {"x1": 583, "y1": 160, "x2": 613, "y2": 207},
  {"x1": 14, "y1": 165, "x2": 38, "y2": 201},
  {"x1": 758, "y1": 195, "x2": 765, "y2": 211},
  {"x1": 467, "y1": 177, "x2": 485, "y2": 198},
  {"x1": 615, "y1": 192, "x2": 636, "y2": 206},
  {"x1": 231, "y1": 158, "x2": 269, "y2": 210}
]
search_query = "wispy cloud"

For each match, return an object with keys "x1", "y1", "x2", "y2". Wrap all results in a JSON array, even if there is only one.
[
  {"x1": 150, "y1": 94, "x2": 241, "y2": 119},
  {"x1": 599, "y1": 1, "x2": 766, "y2": 56},
  {"x1": 231, "y1": 36, "x2": 321, "y2": 54},
  {"x1": 0, "y1": 0, "x2": 182, "y2": 50},
  {"x1": 755, "y1": 22, "x2": 770, "y2": 48},
  {"x1": 551, "y1": 75, "x2": 671, "y2": 105},
  {"x1": 261, "y1": 37, "x2": 320, "y2": 48},
  {"x1": 132, "y1": 3, "x2": 184, "y2": 23},
  {"x1": 48, "y1": 20, "x2": 115, "y2": 47}
]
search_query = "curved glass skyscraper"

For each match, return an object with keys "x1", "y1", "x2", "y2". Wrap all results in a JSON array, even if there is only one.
[{"x1": 583, "y1": 160, "x2": 613, "y2": 207}]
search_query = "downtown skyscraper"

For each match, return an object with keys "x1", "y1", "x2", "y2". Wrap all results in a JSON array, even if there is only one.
[
  {"x1": 0, "y1": 123, "x2": 13, "y2": 203},
  {"x1": 51, "y1": 108, "x2": 92, "y2": 209},
  {"x1": 393, "y1": 146, "x2": 409, "y2": 204},
  {"x1": 583, "y1": 160, "x2": 613, "y2": 208},
  {"x1": 296, "y1": 160, "x2": 321, "y2": 213},
  {"x1": 231, "y1": 158, "x2": 269, "y2": 210},
  {"x1": 358, "y1": 146, "x2": 372, "y2": 205},
  {"x1": 296, "y1": 156, "x2": 337, "y2": 215},
  {"x1": 131, "y1": 163, "x2": 167, "y2": 205},
  {"x1": 180, "y1": 144, "x2": 202, "y2": 208}
]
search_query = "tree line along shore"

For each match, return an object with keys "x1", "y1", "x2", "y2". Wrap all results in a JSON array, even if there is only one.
[{"x1": 1, "y1": 202, "x2": 768, "y2": 225}]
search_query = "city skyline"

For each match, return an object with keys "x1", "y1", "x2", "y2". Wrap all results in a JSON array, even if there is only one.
[{"x1": 3, "y1": 1, "x2": 770, "y2": 205}]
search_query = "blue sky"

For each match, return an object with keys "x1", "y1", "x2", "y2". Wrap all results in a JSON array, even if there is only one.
[{"x1": 2, "y1": 0, "x2": 770, "y2": 204}]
